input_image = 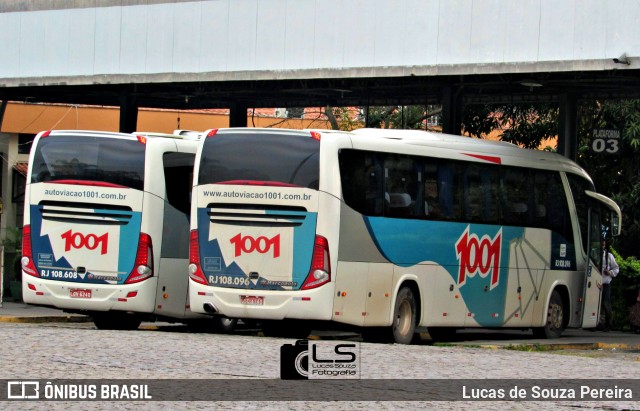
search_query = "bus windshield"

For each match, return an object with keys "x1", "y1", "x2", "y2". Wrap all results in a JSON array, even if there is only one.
[
  {"x1": 31, "y1": 135, "x2": 145, "y2": 190},
  {"x1": 198, "y1": 132, "x2": 320, "y2": 189}
]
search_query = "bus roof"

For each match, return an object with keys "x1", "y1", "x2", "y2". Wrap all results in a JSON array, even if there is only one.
[{"x1": 348, "y1": 128, "x2": 590, "y2": 181}]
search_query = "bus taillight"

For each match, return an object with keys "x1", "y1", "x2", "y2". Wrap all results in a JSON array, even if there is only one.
[
  {"x1": 301, "y1": 235, "x2": 331, "y2": 290},
  {"x1": 188, "y1": 230, "x2": 208, "y2": 285},
  {"x1": 21, "y1": 225, "x2": 39, "y2": 277},
  {"x1": 206, "y1": 129, "x2": 219, "y2": 138},
  {"x1": 125, "y1": 233, "x2": 154, "y2": 284}
]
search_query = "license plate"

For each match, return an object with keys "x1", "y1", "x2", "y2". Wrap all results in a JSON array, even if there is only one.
[
  {"x1": 70, "y1": 289, "x2": 92, "y2": 299},
  {"x1": 240, "y1": 295, "x2": 264, "y2": 305}
]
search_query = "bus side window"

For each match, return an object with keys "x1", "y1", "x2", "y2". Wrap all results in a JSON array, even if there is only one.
[
  {"x1": 163, "y1": 152, "x2": 195, "y2": 215},
  {"x1": 384, "y1": 155, "x2": 419, "y2": 219},
  {"x1": 423, "y1": 163, "x2": 440, "y2": 219},
  {"x1": 339, "y1": 149, "x2": 384, "y2": 217},
  {"x1": 437, "y1": 163, "x2": 463, "y2": 221},
  {"x1": 502, "y1": 167, "x2": 531, "y2": 226}
]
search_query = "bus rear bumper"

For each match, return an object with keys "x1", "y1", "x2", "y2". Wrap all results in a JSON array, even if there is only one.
[
  {"x1": 21, "y1": 275, "x2": 157, "y2": 313},
  {"x1": 189, "y1": 280, "x2": 335, "y2": 321}
]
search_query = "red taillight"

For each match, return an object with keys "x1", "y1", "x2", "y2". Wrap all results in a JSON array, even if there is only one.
[
  {"x1": 310, "y1": 131, "x2": 321, "y2": 141},
  {"x1": 301, "y1": 235, "x2": 331, "y2": 290},
  {"x1": 21, "y1": 225, "x2": 39, "y2": 277},
  {"x1": 188, "y1": 230, "x2": 208, "y2": 285},
  {"x1": 206, "y1": 129, "x2": 219, "y2": 138},
  {"x1": 136, "y1": 135, "x2": 147, "y2": 144},
  {"x1": 125, "y1": 233, "x2": 153, "y2": 284},
  {"x1": 40, "y1": 130, "x2": 52, "y2": 138}
]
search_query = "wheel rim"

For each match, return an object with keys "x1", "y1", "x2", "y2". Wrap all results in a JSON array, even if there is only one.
[
  {"x1": 396, "y1": 299, "x2": 413, "y2": 336},
  {"x1": 548, "y1": 302, "x2": 563, "y2": 330}
]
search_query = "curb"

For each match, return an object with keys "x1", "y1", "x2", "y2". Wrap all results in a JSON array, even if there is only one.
[
  {"x1": 447, "y1": 341, "x2": 640, "y2": 351},
  {"x1": 0, "y1": 315, "x2": 92, "y2": 324}
]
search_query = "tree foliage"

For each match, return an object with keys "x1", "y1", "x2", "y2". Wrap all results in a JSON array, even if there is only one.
[
  {"x1": 576, "y1": 100, "x2": 640, "y2": 258},
  {"x1": 462, "y1": 103, "x2": 558, "y2": 149},
  {"x1": 362, "y1": 105, "x2": 441, "y2": 130}
]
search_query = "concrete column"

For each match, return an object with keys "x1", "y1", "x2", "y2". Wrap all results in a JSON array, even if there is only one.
[
  {"x1": 441, "y1": 85, "x2": 463, "y2": 136},
  {"x1": 558, "y1": 93, "x2": 578, "y2": 161},
  {"x1": 119, "y1": 94, "x2": 139, "y2": 133},
  {"x1": 229, "y1": 103, "x2": 248, "y2": 127}
]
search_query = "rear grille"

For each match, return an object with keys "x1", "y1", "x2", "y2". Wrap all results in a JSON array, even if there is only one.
[
  {"x1": 38, "y1": 201, "x2": 133, "y2": 225},
  {"x1": 207, "y1": 203, "x2": 307, "y2": 227}
]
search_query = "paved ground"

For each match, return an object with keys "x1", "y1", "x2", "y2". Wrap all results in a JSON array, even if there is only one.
[
  {"x1": 0, "y1": 300, "x2": 639, "y2": 410},
  {"x1": 1, "y1": 300, "x2": 638, "y2": 350}
]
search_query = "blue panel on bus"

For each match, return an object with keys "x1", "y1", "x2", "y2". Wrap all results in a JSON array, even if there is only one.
[
  {"x1": 362, "y1": 216, "x2": 526, "y2": 327},
  {"x1": 197, "y1": 206, "x2": 317, "y2": 290},
  {"x1": 29, "y1": 204, "x2": 141, "y2": 284}
]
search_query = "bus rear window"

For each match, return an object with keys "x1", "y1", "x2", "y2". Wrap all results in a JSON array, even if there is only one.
[
  {"x1": 31, "y1": 135, "x2": 145, "y2": 190},
  {"x1": 198, "y1": 132, "x2": 320, "y2": 189}
]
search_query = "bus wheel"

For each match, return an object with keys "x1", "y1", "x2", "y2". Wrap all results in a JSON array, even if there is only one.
[
  {"x1": 212, "y1": 317, "x2": 238, "y2": 333},
  {"x1": 533, "y1": 290, "x2": 565, "y2": 339},
  {"x1": 92, "y1": 312, "x2": 142, "y2": 331},
  {"x1": 392, "y1": 286, "x2": 417, "y2": 344}
]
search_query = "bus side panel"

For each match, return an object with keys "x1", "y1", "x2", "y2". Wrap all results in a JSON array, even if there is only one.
[
  {"x1": 333, "y1": 261, "x2": 368, "y2": 326},
  {"x1": 337, "y1": 202, "x2": 538, "y2": 328},
  {"x1": 501, "y1": 228, "x2": 548, "y2": 327},
  {"x1": 418, "y1": 264, "x2": 468, "y2": 327}
]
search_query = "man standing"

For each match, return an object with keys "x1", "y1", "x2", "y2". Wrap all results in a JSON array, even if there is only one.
[{"x1": 599, "y1": 239, "x2": 620, "y2": 331}]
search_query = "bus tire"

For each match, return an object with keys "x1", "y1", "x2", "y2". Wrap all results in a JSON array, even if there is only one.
[
  {"x1": 392, "y1": 286, "x2": 417, "y2": 344},
  {"x1": 92, "y1": 312, "x2": 142, "y2": 331},
  {"x1": 533, "y1": 289, "x2": 565, "y2": 339},
  {"x1": 212, "y1": 317, "x2": 238, "y2": 333}
]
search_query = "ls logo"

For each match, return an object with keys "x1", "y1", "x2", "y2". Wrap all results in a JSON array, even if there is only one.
[
  {"x1": 61, "y1": 230, "x2": 109, "y2": 255},
  {"x1": 455, "y1": 226, "x2": 502, "y2": 290}
]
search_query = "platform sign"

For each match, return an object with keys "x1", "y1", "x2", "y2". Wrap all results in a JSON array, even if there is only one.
[{"x1": 591, "y1": 128, "x2": 621, "y2": 155}]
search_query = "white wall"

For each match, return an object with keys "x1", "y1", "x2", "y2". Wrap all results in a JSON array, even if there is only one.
[{"x1": 0, "y1": 0, "x2": 638, "y2": 84}]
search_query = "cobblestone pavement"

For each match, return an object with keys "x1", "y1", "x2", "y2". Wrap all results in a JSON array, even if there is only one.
[{"x1": 0, "y1": 322, "x2": 638, "y2": 410}]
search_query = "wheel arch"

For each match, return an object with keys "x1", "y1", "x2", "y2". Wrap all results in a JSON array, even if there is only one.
[{"x1": 390, "y1": 276, "x2": 421, "y2": 327}]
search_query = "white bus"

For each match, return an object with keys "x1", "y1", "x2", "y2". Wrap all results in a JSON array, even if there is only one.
[
  {"x1": 21, "y1": 129, "x2": 235, "y2": 331},
  {"x1": 188, "y1": 127, "x2": 621, "y2": 343}
]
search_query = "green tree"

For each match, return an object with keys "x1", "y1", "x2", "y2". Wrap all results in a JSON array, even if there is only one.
[
  {"x1": 576, "y1": 99, "x2": 640, "y2": 258},
  {"x1": 462, "y1": 103, "x2": 558, "y2": 149},
  {"x1": 362, "y1": 105, "x2": 441, "y2": 130}
]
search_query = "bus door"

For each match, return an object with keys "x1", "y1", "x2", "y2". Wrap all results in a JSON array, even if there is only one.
[
  {"x1": 580, "y1": 206, "x2": 603, "y2": 328},
  {"x1": 580, "y1": 190, "x2": 622, "y2": 328}
]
